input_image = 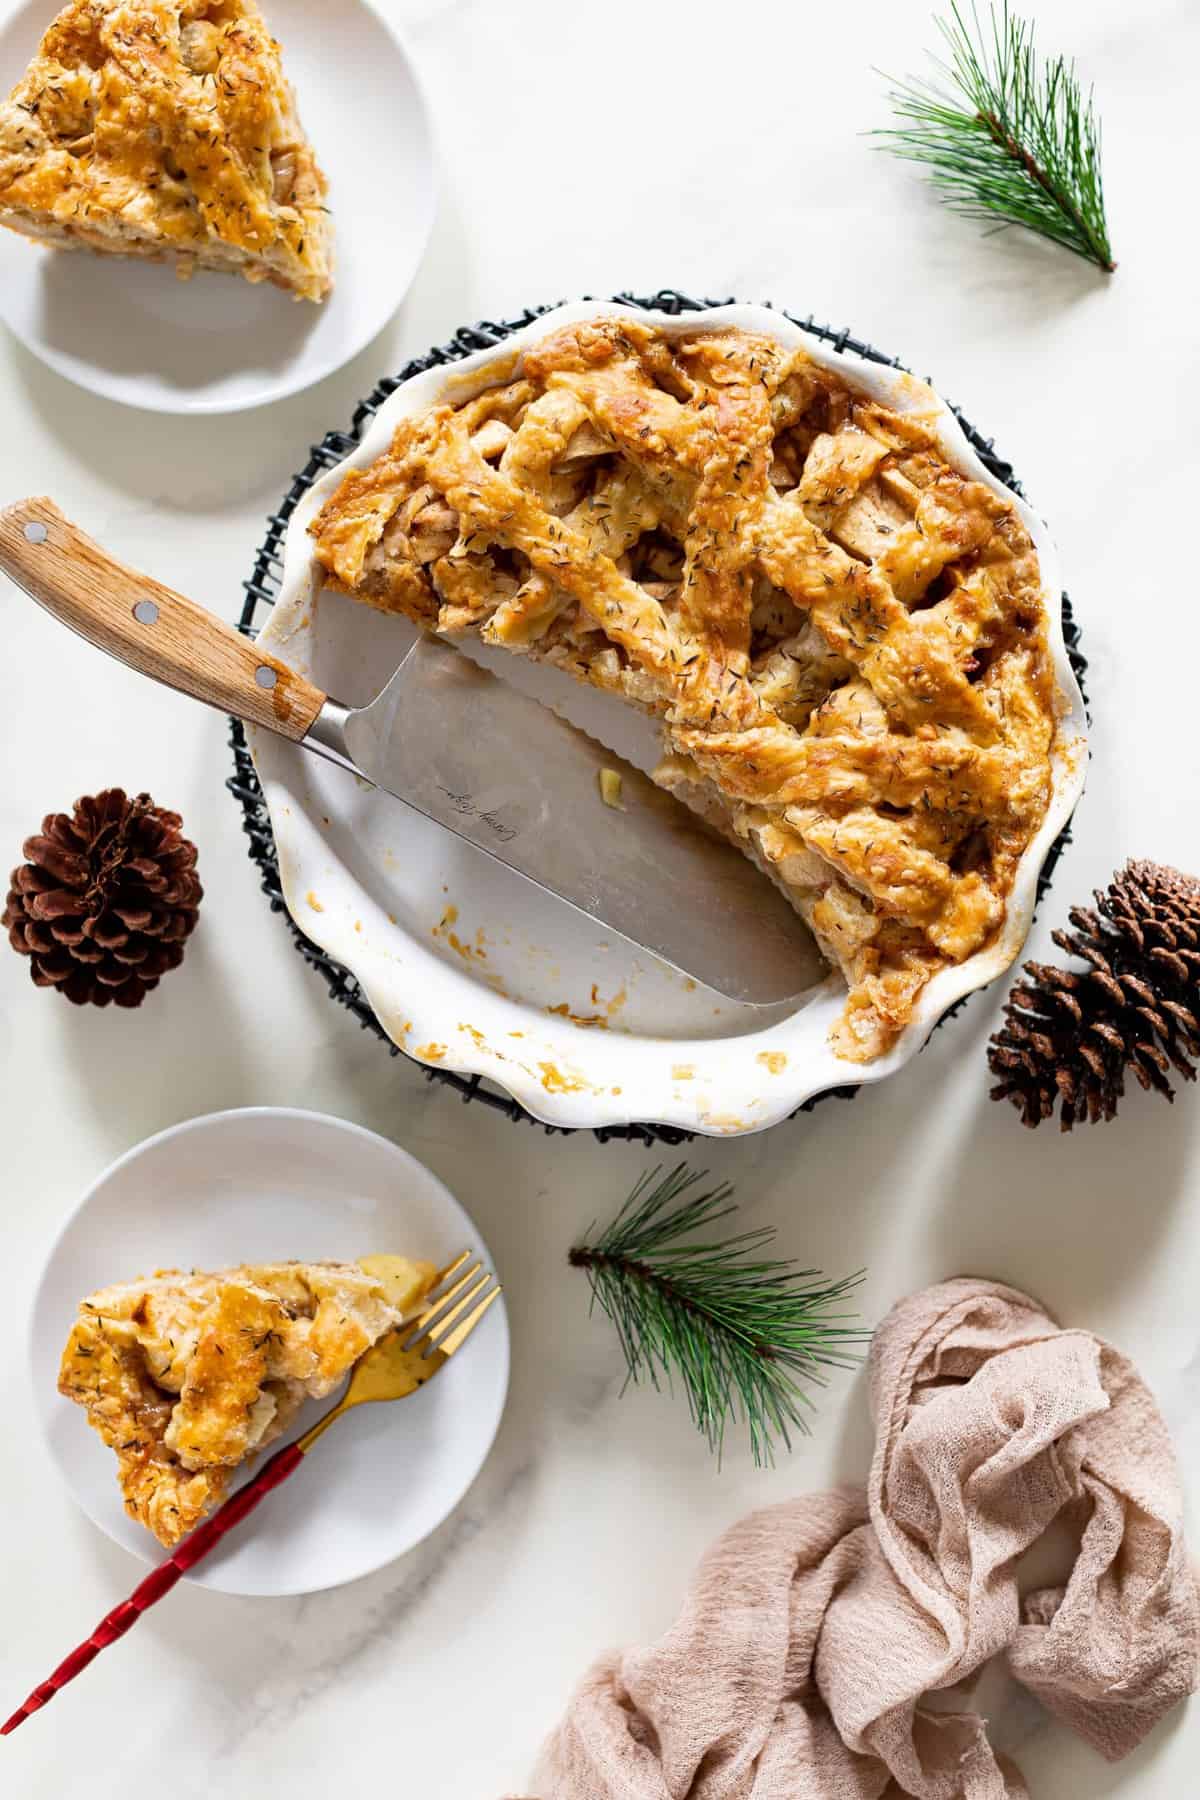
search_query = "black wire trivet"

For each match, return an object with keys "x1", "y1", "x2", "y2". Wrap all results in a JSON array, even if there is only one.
[{"x1": 228, "y1": 288, "x2": 1089, "y2": 1145}]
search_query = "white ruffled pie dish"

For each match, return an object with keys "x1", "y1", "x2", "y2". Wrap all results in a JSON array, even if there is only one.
[{"x1": 248, "y1": 301, "x2": 1089, "y2": 1136}]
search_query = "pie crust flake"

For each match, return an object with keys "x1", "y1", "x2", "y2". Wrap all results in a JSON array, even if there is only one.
[
  {"x1": 308, "y1": 316, "x2": 1063, "y2": 1062},
  {"x1": 59, "y1": 1256, "x2": 436, "y2": 1546},
  {"x1": 0, "y1": 0, "x2": 333, "y2": 301}
]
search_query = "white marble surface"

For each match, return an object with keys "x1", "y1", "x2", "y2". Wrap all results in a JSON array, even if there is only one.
[{"x1": 2, "y1": 0, "x2": 1199, "y2": 1792}]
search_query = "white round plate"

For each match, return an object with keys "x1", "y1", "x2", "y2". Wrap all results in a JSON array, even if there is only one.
[
  {"x1": 30, "y1": 1108, "x2": 509, "y2": 1596},
  {"x1": 0, "y1": 0, "x2": 435, "y2": 413}
]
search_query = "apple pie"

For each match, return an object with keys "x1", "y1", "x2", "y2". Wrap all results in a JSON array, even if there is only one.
[
  {"x1": 0, "y1": 0, "x2": 333, "y2": 301},
  {"x1": 309, "y1": 316, "x2": 1063, "y2": 1062},
  {"x1": 59, "y1": 1256, "x2": 436, "y2": 1547}
]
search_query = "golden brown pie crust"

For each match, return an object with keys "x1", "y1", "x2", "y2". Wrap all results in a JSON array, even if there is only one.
[
  {"x1": 0, "y1": 0, "x2": 333, "y2": 301},
  {"x1": 59, "y1": 1260, "x2": 433, "y2": 1546},
  {"x1": 308, "y1": 318, "x2": 1061, "y2": 1061}
]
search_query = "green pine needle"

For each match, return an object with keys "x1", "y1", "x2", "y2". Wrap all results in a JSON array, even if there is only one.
[
  {"x1": 569, "y1": 1165, "x2": 867, "y2": 1465},
  {"x1": 875, "y1": 2, "x2": 1114, "y2": 273}
]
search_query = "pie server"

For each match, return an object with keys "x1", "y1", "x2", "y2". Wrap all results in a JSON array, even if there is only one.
[{"x1": 0, "y1": 497, "x2": 826, "y2": 1005}]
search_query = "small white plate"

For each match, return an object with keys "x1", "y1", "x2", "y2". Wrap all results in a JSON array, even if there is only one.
[
  {"x1": 30, "y1": 1108, "x2": 509, "y2": 1596},
  {"x1": 0, "y1": 0, "x2": 436, "y2": 413}
]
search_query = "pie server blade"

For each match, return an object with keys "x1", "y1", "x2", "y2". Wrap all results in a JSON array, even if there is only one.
[
  {"x1": 310, "y1": 635, "x2": 826, "y2": 1006},
  {"x1": 0, "y1": 497, "x2": 826, "y2": 1007}
]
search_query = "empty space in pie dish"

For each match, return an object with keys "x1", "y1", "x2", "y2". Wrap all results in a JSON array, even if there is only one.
[
  {"x1": 259, "y1": 586, "x2": 829, "y2": 1046},
  {"x1": 249, "y1": 301, "x2": 1088, "y2": 1135}
]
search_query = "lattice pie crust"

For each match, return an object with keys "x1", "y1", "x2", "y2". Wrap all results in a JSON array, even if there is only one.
[{"x1": 309, "y1": 318, "x2": 1060, "y2": 1061}]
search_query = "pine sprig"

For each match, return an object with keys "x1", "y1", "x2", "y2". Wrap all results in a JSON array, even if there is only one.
[
  {"x1": 569, "y1": 1165, "x2": 867, "y2": 1464},
  {"x1": 875, "y1": 3, "x2": 1114, "y2": 273}
]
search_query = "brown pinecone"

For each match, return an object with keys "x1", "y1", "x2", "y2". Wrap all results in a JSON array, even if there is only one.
[
  {"x1": 988, "y1": 859, "x2": 1200, "y2": 1130},
  {"x1": 3, "y1": 789, "x2": 202, "y2": 1008}
]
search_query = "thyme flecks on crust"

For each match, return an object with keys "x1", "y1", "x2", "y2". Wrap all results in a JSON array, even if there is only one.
[{"x1": 308, "y1": 317, "x2": 1061, "y2": 1063}]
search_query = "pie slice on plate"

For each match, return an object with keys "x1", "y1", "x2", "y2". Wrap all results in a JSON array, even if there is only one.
[
  {"x1": 59, "y1": 1256, "x2": 436, "y2": 1547},
  {"x1": 0, "y1": 0, "x2": 333, "y2": 301},
  {"x1": 308, "y1": 316, "x2": 1062, "y2": 1063}
]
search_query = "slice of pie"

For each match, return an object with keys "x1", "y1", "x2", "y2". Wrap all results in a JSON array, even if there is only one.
[
  {"x1": 0, "y1": 1, "x2": 333, "y2": 301},
  {"x1": 308, "y1": 317, "x2": 1062, "y2": 1063},
  {"x1": 59, "y1": 1256, "x2": 436, "y2": 1547}
]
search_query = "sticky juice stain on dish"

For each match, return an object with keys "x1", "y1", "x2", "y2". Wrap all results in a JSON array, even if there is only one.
[
  {"x1": 671, "y1": 1063, "x2": 696, "y2": 1081},
  {"x1": 547, "y1": 1002, "x2": 607, "y2": 1030},
  {"x1": 1055, "y1": 734, "x2": 1087, "y2": 784},
  {"x1": 538, "y1": 1061, "x2": 589, "y2": 1095},
  {"x1": 756, "y1": 1051, "x2": 788, "y2": 1074},
  {"x1": 431, "y1": 905, "x2": 490, "y2": 966},
  {"x1": 415, "y1": 1042, "x2": 446, "y2": 1063},
  {"x1": 306, "y1": 891, "x2": 324, "y2": 913},
  {"x1": 587, "y1": 982, "x2": 628, "y2": 1021}
]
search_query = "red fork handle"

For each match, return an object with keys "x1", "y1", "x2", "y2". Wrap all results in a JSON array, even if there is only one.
[{"x1": 2, "y1": 1439, "x2": 306, "y2": 1735}]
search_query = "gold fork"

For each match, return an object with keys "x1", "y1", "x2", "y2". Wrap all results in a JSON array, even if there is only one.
[
  {"x1": 2, "y1": 1252, "x2": 501, "y2": 1735},
  {"x1": 297, "y1": 1250, "x2": 501, "y2": 1448}
]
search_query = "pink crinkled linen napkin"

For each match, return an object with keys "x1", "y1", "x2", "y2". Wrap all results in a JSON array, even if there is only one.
[{"x1": 527, "y1": 1278, "x2": 1199, "y2": 1799}]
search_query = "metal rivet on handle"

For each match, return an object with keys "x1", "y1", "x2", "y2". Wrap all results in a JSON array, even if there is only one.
[
  {"x1": 254, "y1": 665, "x2": 277, "y2": 689},
  {"x1": 23, "y1": 521, "x2": 47, "y2": 544},
  {"x1": 132, "y1": 600, "x2": 159, "y2": 625}
]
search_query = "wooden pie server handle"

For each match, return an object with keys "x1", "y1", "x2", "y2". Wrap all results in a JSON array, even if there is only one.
[
  {"x1": 0, "y1": 1440, "x2": 307, "y2": 1735},
  {"x1": 0, "y1": 496, "x2": 327, "y2": 740}
]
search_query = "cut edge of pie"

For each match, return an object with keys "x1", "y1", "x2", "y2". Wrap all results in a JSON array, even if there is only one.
[
  {"x1": 0, "y1": 1, "x2": 333, "y2": 302},
  {"x1": 305, "y1": 313, "x2": 1065, "y2": 1064},
  {"x1": 59, "y1": 1256, "x2": 437, "y2": 1547}
]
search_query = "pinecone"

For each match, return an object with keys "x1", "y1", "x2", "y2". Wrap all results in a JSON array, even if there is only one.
[
  {"x1": 3, "y1": 789, "x2": 202, "y2": 1008},
  {"x1": 988, "y1": 860, "x2": 1200, "y2": 1130}
]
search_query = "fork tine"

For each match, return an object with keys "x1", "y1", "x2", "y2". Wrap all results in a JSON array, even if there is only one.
[
  {"x1": 434, "y1": 1283, "x2": 501, "y2": 1356},
  {"x1": 431, "y1": 1250, "x2": 472, "y2": 1289},
  {"x1": 418, "y1": 1258, "x2": 483, "y2": 1327},
  {"x1": 418, "y1": 1270, "x2": 491, "y2": 1344}
]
